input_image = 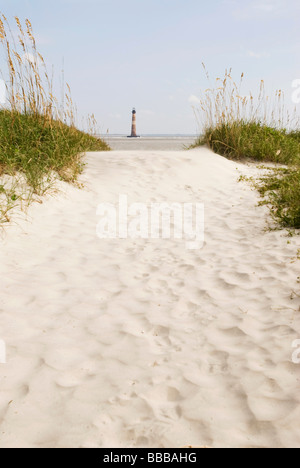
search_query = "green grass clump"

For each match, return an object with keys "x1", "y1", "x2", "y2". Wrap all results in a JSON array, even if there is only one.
[
  {"x1": 0, "y1": 15, "x2": 109, "y2": 225},
  {"x1": 197, "y1": 122, "x2": 300, "y2": 165},
  {"x1": 257, "y1": 168, "x2": 300, "y2": 229},
  {"x1": 0, "y1": 110, "x2": 109, "y2": 190},
  {"x1": 192, "y1": 66, "x2": 300, "y2": 230}
]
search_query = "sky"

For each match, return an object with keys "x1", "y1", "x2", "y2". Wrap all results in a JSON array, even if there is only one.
[{"x1": 0, "y1": 0, "x2": 299, "y2": 134}]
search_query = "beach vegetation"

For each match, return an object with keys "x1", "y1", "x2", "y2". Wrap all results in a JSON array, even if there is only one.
[
  {"x1": 192, "y1": 65, "x2": 300, "y2": 229},
  {"x1": 0, "y1": 15, "x2": 109, "y2": 226}
]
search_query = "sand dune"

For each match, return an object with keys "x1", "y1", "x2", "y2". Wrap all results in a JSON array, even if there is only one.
[{"x1": 0, "y1": 147, "x2": 299, "y2": 448}]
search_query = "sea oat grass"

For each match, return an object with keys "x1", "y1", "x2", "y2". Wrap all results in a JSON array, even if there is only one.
[
  {"x1": 192, "y1": 66, "x2": 300, "y2": 229},
  {"x1": 0, "y1": 15, "x2": 109, "y2": 226},
  {"x1": 198, "y1": 122, "x2": 300, "y2": 165},
  {"x1": 256, "y1": 167, "x2": 300, "y2": 229}
]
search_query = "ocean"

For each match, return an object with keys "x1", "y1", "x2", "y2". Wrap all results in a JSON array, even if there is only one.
[{"x1": 100, "y1": 135, "x2": 198, "y2": 151}]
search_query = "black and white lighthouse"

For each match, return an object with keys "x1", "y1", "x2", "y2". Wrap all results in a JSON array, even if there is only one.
[{"x1": 127, "y1": 108, "x2": 140, "y2": 138}]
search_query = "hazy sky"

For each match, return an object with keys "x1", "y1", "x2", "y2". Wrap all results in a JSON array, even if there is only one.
[{"x1": 0, "y1": 0, "x2": 299, "y2": 134}]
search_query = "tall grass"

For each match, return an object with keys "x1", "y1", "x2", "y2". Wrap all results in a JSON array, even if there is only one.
[
  {"x1": 0, "y1": 15, "x2": 109, "y2": 226},
  {"x1": 192, "y1": 65, "x2": 300, "y2": 229}
]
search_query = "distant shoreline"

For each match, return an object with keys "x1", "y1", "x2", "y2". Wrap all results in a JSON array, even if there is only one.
[
  {"x1": 102, "y1": 135, "x2": 197, "y2": 151},
  {"x1": 98, "y1": 134, "x2": 198, "y2": 139}
]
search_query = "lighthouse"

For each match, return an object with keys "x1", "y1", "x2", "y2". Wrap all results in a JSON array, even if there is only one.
[{"x1": 127, "y1": 108, "x2": 140, "y2": 138}]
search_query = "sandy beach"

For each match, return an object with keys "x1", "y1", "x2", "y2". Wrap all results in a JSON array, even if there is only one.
[{"x1": 0, "y1": 146, "x2": 299, "y2": 448}]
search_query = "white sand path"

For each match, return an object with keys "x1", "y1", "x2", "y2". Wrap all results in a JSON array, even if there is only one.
[{"x1": 0, "y1": 148, "x2": 299, "y2": 448}]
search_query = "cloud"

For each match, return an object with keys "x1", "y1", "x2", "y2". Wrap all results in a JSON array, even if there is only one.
[
  {"x1": 224, "y1": 0, "x2": 300, "y2": 20},
  {"x1": 254, "y1": 0, "x2": 280, "y2": 12},
  {"x1": 248, "y1": 50, "x2": 270, "y2": 58},
  {"x1": 22, "y1": 53, "x2": 37, "y2": 64},
  {"x1": 188, "y1": 95, "x2": 200, "y2": 105}
]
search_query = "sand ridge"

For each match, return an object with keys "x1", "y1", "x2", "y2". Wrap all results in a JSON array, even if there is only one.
[{"x1": 0, "y1": 147, "x2": 299, "y2": 448}]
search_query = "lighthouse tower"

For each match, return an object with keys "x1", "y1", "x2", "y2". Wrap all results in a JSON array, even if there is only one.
[{"x1": 128, "y1": 108, "x2": 140, "y2": 138}]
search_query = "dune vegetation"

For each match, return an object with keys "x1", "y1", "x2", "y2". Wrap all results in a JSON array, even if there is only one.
[
  {"x1": 193, "y1": 65, "x2": 300, "y2": 229},
  {"x1": 0, "y1": 15, "x2": 109, "y2": 226}
]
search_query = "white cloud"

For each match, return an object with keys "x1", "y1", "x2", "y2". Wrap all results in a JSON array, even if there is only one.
[
  {"x1": 22, "y1": 53, "x2": 37, "y2": 64},
  {"x1": 188, "y1": 95, "x2": 200, "y2": 105},
  {"x1": 248, "y1": 50, "x2": 270, "y2": 58},
  {"x1": 224, "y1": 0, "x2": 300, "y2": 20},
  {"x1": 254, "y1": 0, "x2": 280, "y2": 12}
]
